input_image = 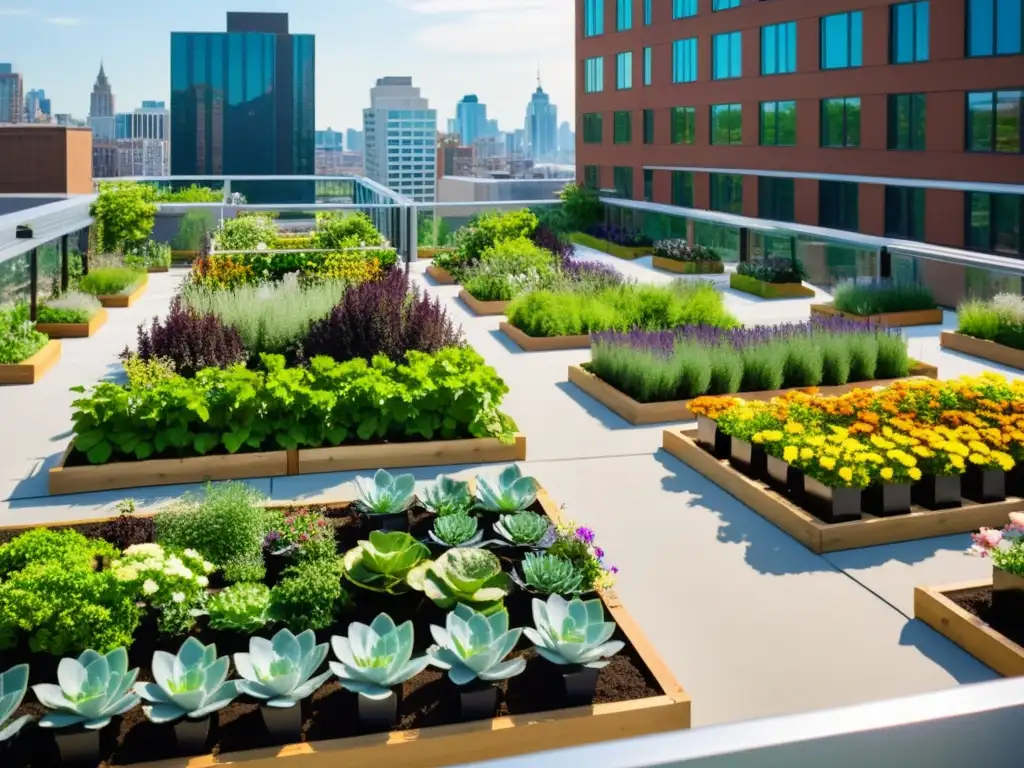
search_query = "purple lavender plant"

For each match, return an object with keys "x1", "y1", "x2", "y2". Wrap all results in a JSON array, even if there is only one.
[
  {"x1": 561, "y1": 257, "x2": 626, "y2": 287},
  {"x1": 531, "y1": 223, "x2": 575, "y2": 260},
  {"x1": 586, "y1": 224, "x2": 654, "y2": 247}
]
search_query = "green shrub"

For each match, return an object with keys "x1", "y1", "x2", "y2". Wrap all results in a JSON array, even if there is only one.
[
  {"x1": 215, "y1": 215, "x2": 280, "y2": 251},
  {"x1": 0, "y1": 527, "x2": 117, "y2": 577},
  {"x1": 37, "y1": 291, "x2": 102, "y2": 324},
  {"x1": 78, "y1": 266, "x2": 145, "y2": 297},
  {"x1": 206, "y1": 583, "x2": 273, "y2": 632},
  {"x1": 124, "y1": 240, "x2": 172, "y2": 269},
  {"x1": 455, "y1": 210, "x2": 539, "y2": 266},
  {"x1": 832, "y1": 280, "x2": 936, "y2": 316},
  {"x1": 153, "y1": 185, "x2": 223, "y2": 203},
  {"x1": 462, "y1": 237, "x2": 558, "y2": 301},
  {"x1": 90, "y1": 182, "x2": 158, "y2": 253},
  {"x1": 0, "y1": 304, "x2": 48, "y2": 364},
  {"x1": 559, "y1": 184, "x2": 603, "y2": 233},
  {"x1": 314, "y1": 212, "x2": 384, "y2": 249},
  {"x1": 958, "y1": 294, "x2": 1024, "y2": 350},
  {"x1": 270, "y1": 558, "x2": 352, "y2": 631}
]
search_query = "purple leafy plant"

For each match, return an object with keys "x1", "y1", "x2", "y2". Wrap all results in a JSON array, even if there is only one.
[
  {"x1": 585, "y1": 224, "x2": 654, "y2": 247},
  {"x1": 531, "y1": 223, "x2": 575, "y2": 260}
]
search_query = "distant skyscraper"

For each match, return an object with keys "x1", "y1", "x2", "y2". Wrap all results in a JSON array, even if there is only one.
[
  {"x1": 25, "y1": 89, "x2": 49, "y2": 121},
  {"x1": 0, "y1": 63, "x2": 24, "y2": 124},
  {"x1": 506, "y1": 128, "x2": 526, "y2": 159},
  {"x1": 455, "y1": 94, "x2": 487, "y2": 146},
  {"x1": 558, "y1": 120, "x2": 575, "y2": 163},
  {"x1": 115, "y1": 100, "x2": 170, "y2": 177},
  {"x1": 345, "y1": 128, "x2": 363, "y2": 153},
  {"x1": 89, "y1": 63, "x2": 118, "y2": 178},
  {"x1": 485, "y1": 118, "x2": 499, "y2": 138},
  {"x1": 170, "y1": 12, "x2": 315, "y2": 202},
  {"x1": 446, "y1": 118, "x2": 458, "y2": 135},
  {"x1": 316, "y1": 128, "x2": 344, "y2": 150},
  {"x1": 363, "y1": 76, "x2": 437, "y2": 202},
  {"x1": 525, "y1": 76, "x2": 557, "y2": 162}
]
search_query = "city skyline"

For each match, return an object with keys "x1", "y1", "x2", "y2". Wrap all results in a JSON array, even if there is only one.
[{"x1": 0, "y1": 0, "x2": 574, "y2": 132}]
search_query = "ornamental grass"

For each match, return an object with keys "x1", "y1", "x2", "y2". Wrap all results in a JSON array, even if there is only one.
[
  {"x1": 958, "y1": 293, "x2": 1024, "y2": 350},
  {"x1": 831, "y1": 279, "x2": 936, "y2": 316}
]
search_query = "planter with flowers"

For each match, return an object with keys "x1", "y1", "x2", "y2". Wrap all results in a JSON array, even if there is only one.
[
  {"x1": 651, "y1": 240, "x2": 724, "y2": 276},
  {"x1": 570, "y1": 226, "x2": 655, "y2": 260},
  {"x1": 729, "y1": 257, "x2": 814, "y2": 299}
]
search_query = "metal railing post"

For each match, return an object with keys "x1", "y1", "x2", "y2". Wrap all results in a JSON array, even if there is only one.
[
  {"x1": 408, "y1": 205, "x2": 419, "y2": 262},
  {"x1": 60, "y1": 234, "x2": 70, "y2": 293},
  {"x1": 738, "y1": 227, "x2": 750, "y2": 263},
  {"x1": 28, "y1": 247, "x2": 38, "y2": 321},
  {"x1": 879, "y1": 246, "x2": 892, "y2": 279}
]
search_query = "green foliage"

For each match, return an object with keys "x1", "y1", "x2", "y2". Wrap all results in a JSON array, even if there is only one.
[
  {"x1": 418, "y1": 214, "x2": 454, "y2": 247},
  {"x1": 154, "y1": 482, "x2": 278, "y2": 583},
  {"x1": 153, "y1": 185, "x2": 223, "y2": 203},
  {"x1": 206, "y1": 583, "x2": 273, "y2": 632},
  {"x1": 124, "y1": 241, "x2": 172, "y2": 269},
  {"x1": 69, "y1": 348, "x2": 518, "y2": 466},
  {"x1": 313, "y1": 212, "x2": 384, "y2": 249},
  {"x1": 519, "y1": 553, "x2": 584, "y2": 595},
  {"x1": 832, "y1": 280, "x2": 937, "y2": 316},
  {"x1": 958, "y1": 294, "x2": 1024, "y2": 350},
  {"x1": 37, "y1": 291, "x2": 101, "y2": 324},
  {"x1": 122, "y1": 354, "x2": 177, "y2": 386},
  {"x1": 0, "y1": 528, "x2": 116, "y2": 577},
  {"x1": 78, "y1": 266, "x2": 145, "y2": 297},
  {"x1": 215, "y1": 215, "x2": 280, "y2": 251},
  {"x1": 455, "y1": 210, "x2": 539, "y2": 266},
  {"x1": 90, "y1": 182, "x2": 158, "y2": 253},
  {"x1": 462, "y1": 237, "x2": 558, "y2": 302},
  {"x1": 559, "y1": 184, "x2": 603, "y2": 233},
  {"x1": 507, "y1": 281, "x2": 738, "y2": 337},
  {"x1": 0, "y1": 304, "x2": 47, "y2": 364},
  {"x1": 432, "y1": 514, "x2": 480, "y2": 547},
  {"x1": 270, "y1": 559, "x2": 352, "y2": 632}
]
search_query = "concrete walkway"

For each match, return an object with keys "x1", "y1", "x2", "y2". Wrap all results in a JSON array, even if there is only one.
[{"x1": 0, "y1": 253, "x2": 1014, "y2": 727}]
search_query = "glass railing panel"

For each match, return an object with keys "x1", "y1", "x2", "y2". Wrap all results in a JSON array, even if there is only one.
[
  {"x1": 795, "y1": 236, "x2": 877, "y2": 288},
  {"x1": 36, "y1": 239, "x2": 61, "y2": 300},
  {"x1": 153, "y1": 209, "x2": 219, "y2": 259},
  {"x1": 0, "y1": 252, "x2": 31, "y2": 307},
  {"x1": 693, "y1": 220, "x2": 741, "y2": 262},
  {"x1": 750, "y1": 232, "x2": 796, "y2": 261}
]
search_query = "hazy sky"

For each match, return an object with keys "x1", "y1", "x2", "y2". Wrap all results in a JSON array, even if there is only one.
[{"x1": 0, "y1": 0, "x2": 575, "y2": 133}]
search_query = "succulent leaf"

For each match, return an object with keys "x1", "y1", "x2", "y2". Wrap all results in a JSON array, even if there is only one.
[
  {"x1": 34, "y1": 648, "x2": 141, "y2": 730},
  {"x1": 475, "y1": 466, "x2": 538, "y2": 513},
  {"x1": 329, "y1": 614, "x2": 429, "y2": 698},
  {"x1": 0, "y1": 664, "x2": 33, "y2": 742},
  {"x1": 525, "y1": 595, "x2": 624, "y2": 668},
  {"x1": 430, "y1": 514, "x2": 483, "y2": 548},
  {"x1": 135, "y1": 638, "x2": 238, "y2": 723},
  {"x1": 516, "y1": 552, "x2": 585, "y2": 596},
  {"x1": 426, "y1": 604, "x2": 525, "y2": 685},
  {"x1": 406, "y1": 548, "x2": 512, "y2": 615},
  {"x1": 421, "y1": 476, "x2": 474, "y2": 516},
  {"x1": 354, "y1": 469, "x2": 416, "y2": 516},
  {"x1": 233, "y1": 629, "x2": 330, "y2": 707},
  {"x1": 493, "y1": 511, "x2": 552, "y2": 546},
  {"x1": 342, "y1": 531, "x2": 429, "y2": 594}
]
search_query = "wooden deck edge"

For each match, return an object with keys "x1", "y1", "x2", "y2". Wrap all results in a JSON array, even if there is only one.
[
  {"x1": 458, "y1": 289, "x2": 510, "y2": 316},
  {"x1": 940, "y1": 331, "x2": 1024, "y2": 371},
  {"x1": 810, "y1": 303, "x2": 944, "y2": 328},
  {"x1": 0, "y1": 339, "x2": 62, "y2": 385},
  {"x1": 298, "y1": 434, "x2": 528, "y2": 475},
  {"x1": 499, "y1": 322, "x2": 591, "y2": 352}
]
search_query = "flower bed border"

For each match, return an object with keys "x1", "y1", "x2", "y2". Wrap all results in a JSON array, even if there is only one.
[
  {"x1": 2, "y1": 486, "x2": 691, "y2": 768},
  {"x1": 661, "y1": 427, "x2": 1023, "y2": 553},
  {"x1": 500, "y1": 322, "x2": 591, "y2": 352},
  {"x1": 810, "y1": 302, "x2": 944, "y2": 328},
  {"x1": 34, "y1": 308, "x2": 109, "y2": 339},
  {"x1": 940, "y1": 331, "x2": 1024, "y2": 371},
  {"x1": 569, "y1": 362, "x2": 939, "y2": 426},
  {"x1": 0, "y1": 339, "x2": 62, "y2": 386},
  {"x1": 652, "y1": 256, "x2": 724, "y2": 276},
  {"x1": 297, "y1": 434, "x2": 527, "y2": 475},
  {"x1": 729, "y1": 274, "x2": 815, "y2": 299},
  {"x1": 425, "y1": 264, "x2": 456, "y2": 285},
  {"x1": 459, "y1": 289, "x2": 510, "y2": 316},
  {"x1": 914, "y1": 580, "x2": 1024, "y2": 677},
  {"x1": 97, "y1": 275, "x2": 150, "y2": 308},
  {"x1": 570, "y1": 232, "x2": 654, "y2": 261}
]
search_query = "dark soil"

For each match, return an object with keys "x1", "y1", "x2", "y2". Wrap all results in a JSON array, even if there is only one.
[
  {"x1": 2, "y1": 501, "x2": 662, "y2": 767},
  {"x1": 951, "y1": 587, "x2": 1024, "y2": 648}
]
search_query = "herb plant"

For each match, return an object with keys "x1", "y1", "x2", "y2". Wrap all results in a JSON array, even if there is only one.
[
  {"x1": 205, "y1": 583, "x2": 273, "y2": 632},
  {"x1": 329, "y1": 614, "x2": 430, "y2": 698},
  {"x1": 406, "y1": 548, "x2": 512, "y2": 616},
  {"x1": 234, "y1": 629, "x2": 332, "y2": 707},
  {"x1": 123, "y1": 240, "x2": 172, "y2": 269},
  {"x1": 313, "y1": 211, "x2": 385, "y2": 249},
  {"x1": 546, "y1": 522, "x2": 618, "y2": 592},
  {"x1": 33, "y1": 647, "x2": 140, "y2": 730},
  {"x1": 959, "y1": 294, "x2": 1024, "y2": 350},
  {"x1": 429, "y1": 515, "x2": 483, "y2": 548},
  {"x1": 426, "y1": 605, "x2": 525, "y2": 685},
  {"x1": 271, "y1": 559, "x2": 352, "y2": 632},
  {"x1": 90, "y1": 182, "x2": 157, "y2": 253},
  {"x1": 37, "y1": 291, "x2": 102, "y2": 324},
  {"x1": 0, "y1": 304, "x2": 47, "y2": 365},
  {"x1": 461, "y1": 237, "x2": 558, "y2": 302},
  {"x1": 135, "y1": 638, "x2": 238, "y2": 723},
  {"x1": 113, "y1": 543, "x2": 214, "y2": 636}
]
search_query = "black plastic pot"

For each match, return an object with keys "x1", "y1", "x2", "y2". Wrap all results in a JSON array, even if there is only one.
[
  {"x1": 55, "y1": 728, "x2": 100, "y2": 764},
  {"x1": 264, "y1": 552, "x2": 292, "y2": 585},
  {"x1": 696, "y1": 415, "x2": 730, "y2": 458},
  {"x1": 458, "y1": 680, "x2": 498, "y2": 721},
  {"x1": 993, "y1": 566, "x2": 1024, "y2": 614},
  {"x1": 803, "y1": 477, "x2": 862, "y2": 524},
  {"x1": 366, "y1": 511, "x2": 409, "y2": 532},
  {"x1": 729, "y1": 437, "x2": 766, "y2": 478},
  {"x1": 562, "y1": 665, "x2": 600, "y2": 706},
  {"x1": 357, "y1": 690, "x2": 398, "y2": 732},
  {"x1": 862, "y1": 483, "x2": 912, "y2": 517},
  {"x1": 963, "y1": 468, "x2": 1006, "y2": 503},
  {"x1": 261, "y1": 704, "x2": 302, "y2": 742},
  {"x1": 174, "y1": 716, "x2": 210, "y2": 755},
  {"x1": 912, "y1": 474, "x2": 962, "y2": 510}
]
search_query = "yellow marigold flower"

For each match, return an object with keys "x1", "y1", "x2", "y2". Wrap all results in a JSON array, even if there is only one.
[
  {"x1": 819, "y1": 456, "x2": 837, "y2": 470},
  {"x1": 880, "y1": 467, "x2": 894, "y2": 481},
  {"x1": 783, "y1": 445, "x2": 798, "y2": 463},
  {"x1": 969, "y1": 453, "x2": 986, "y2": 465},
  {"x1": 807, "y1": 435, "x2": 826, "y2": 447},
  {"x1": 784, "y1": 422, "x2": 805, "y2": 434},
  {"x1": 800, "y1": 447, "x2": 815, "y2": 460},
  {"x1": 908, "y1": 467, "x2": 922, "y2": 481},
  {"x1": 950, "y1": 454, "x2": 966, "y2": 469},
  {"x1": 839, "y1": 467, "x2": 854, "y2": 483}
]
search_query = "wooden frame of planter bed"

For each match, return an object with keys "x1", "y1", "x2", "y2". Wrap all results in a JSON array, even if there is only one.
[
  {"x1": 940, "y1": 331, "x2": 1024, "y2": 371},
  {"x1": 425, "y1": 265, "x2": 456, "y2": 285},
  {"x1": 34, "y1": 308, "x2": 109, "y2": 339},
  {"x1": 499, "y1": 322, "x2": 591, "y2": 352},
  {"x1": 569, "y1": 232, "x2": 654, "y2": 261},
  {"x1": 2, "y1": 488, "x2": 691, "y2": 768},
  {"x1": 97, "y1": 275, "x2": 150, "y2": 308},
  {"x1": 810, "y1": 302, "x2": 944, "y2": 328},
  {"x1": 459, "y1": 289, "x2": 510, "y2": 316},
  {"x1": 568, "y1": 362, "x2": 938, "y2": 426},
  {"x1": 729, "y1": 274, "x2": 815, "y2": 299},
  {"x1": 47, "y1": 435, "x2": 529, "y2": 495},
  {"x1": 651, "y1": 256, "x2": 724, "y2": 276},
  {"x1": 0, "y1": 339, "x2": 62, "y2": 385},
  {"x1": 914, "y1": 580, "x2": 1024, "y2": 677},
  {"x1": 661, "y1": 427, "x2": 1024, "y2": 553}
]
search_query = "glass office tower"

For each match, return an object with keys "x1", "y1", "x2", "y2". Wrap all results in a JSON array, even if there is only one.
[{"x1": 170, "y1": 13, "x2": 314, "y2": 203}]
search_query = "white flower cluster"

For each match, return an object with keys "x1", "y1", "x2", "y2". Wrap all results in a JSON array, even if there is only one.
[{"x1": 112, "y1": 543, "x2": 216, "y2": 607}]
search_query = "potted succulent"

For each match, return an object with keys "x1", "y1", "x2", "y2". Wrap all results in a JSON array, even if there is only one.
[
  {"x1": 426, "y1": 605, "x2": 526, "y2": 721},
  {"x1": 420, "y1": 476, "x2": 474, "y2": 517},
  {"x1": 234, "y1": 629, "x2": 333, "y2": 742},
  {"x1": 135, "y1": 638, "x2": 239, "y2": 755},
  {"x1": 32, "y1": 647, "x2": 140, "y2": 764},
  {"x1": 406, "y1": 548, "x2": 514, "y2": 617},
  {"x1": 1, "y1": 664, "x2": 32, "y2": 750},
  {"x1": 512, "y1": 552, "x2": 585, "y2": 595},
  {"x1": 492, "y1": 510, "x2": 556, "y2": 557},
  {"x1": 354, "y1": 469, "x2": 417, "y2": 531},
  {"x1": 342, "y1": 531, "x2": 430, "y2": 594},
  {"x1": 475, "y1": 466, "x2": 538, "y2": 525},
  {"x1": 428, "y1": 514, "x2": 485, "y2": 553},
  {"x1": 329, "y1": 614, "x2": 430, "y2": 731},
  {"x1": 524, "y1": 595, "x2": 624, "y2": 705}
]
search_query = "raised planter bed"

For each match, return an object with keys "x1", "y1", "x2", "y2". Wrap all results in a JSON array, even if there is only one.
[
  {"x1": 569, "y1": 362, "x2": 939, "y2": 426},
  {"x1": 97, "y1": 275, "x2": 149, "y2": 308},
  {"x1": 940, "y1": 331, "x2": 1024, "y2": 371},
  {"x1": 500, "y1": 322, "x2": 591, "y2": 352},
  {"x1": 298, "y1": 434, "x2": 527, "y2": 475},
  {"x1": 34, "y1": 309, "x2": 109, "y2": 339},
  {"x1": 1, "y1": 486, "x2": 691, "y2": 768},
  {"x1": 425, "y1": 265, "x2": 456, "y2": 285},
  {"x1": 729, "y1": 273, "x2": 815, "y2": 299},
  {"x1": 459, "y1": 289, "x2": 510, "y2": 316},
  {"x1": 661, "y1": 427, "x2": 1024, "y2": 553},
  {"x1": 0, "y1": 339, "x2": 62, "y2": 386},
  {"x1": 652, "y1": 257, "x2": 724, "y2": 276},
  {"x1": 147, "y1": 266, "x2": 170, "y2": 273},
  {"x1": 810, "y1": 302, "x2": 943, "y2": 328},
  {"x1": 914, "y1": 579, "x2": 1024, "y2": 677},
  {"x1": 570, "y1": 232, "x2": 653, "y2": 261},
  {"x1": 417, "y1": 246, "x2": 457, "y2": 261}
]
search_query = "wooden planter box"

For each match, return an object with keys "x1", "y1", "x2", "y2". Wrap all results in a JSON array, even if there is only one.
[
  {"x1": 729, "y1": 273, "x2": 815, "y2": 299},
  {"x1": 298, "y1": 434, "x2": 527, "y2": 475},
  {"x1": 914, "y1": 580, "x2": 1024, "y2": 677},
  {"x1": 97, "y1": 275, "x2": 149, "y2": 308},
  {"x1": 0, "y1": 340, "x2": 62, "y2": 386},
  {"x1": 147, "y1": 266, "x2": 170, "y2": 273},
  {"x1": 569, "y1": 232, "x2": 654, "y2": 260},
  {"x1": 652, "y1": 256, "x2": 725, "y2": 275},
  {"x1": 661, "y1": 427, "x2": 1024, "y2": 553},
  {"x1": 425, "y1": 265, "x2": 456, "y2": 285},
  {"x1": 810, "y1": 302, "x2": 944, "y2": 328},
  {"x1": 34, "y1": 309, "x2": 109, "y2": 339},
  {"x1": 417, "y1": 247, "x2": 457, "y2": 261},
  {"x1": 500, "y1": 322, "x2": 591, "y2": 352},
  {"x1": 459, "y1": 289, "x2": 510, "y2": 316},
  {"x1": 569, "y1": 362, "x2": 938, "y2": 426},
  {"x1": 940, "y1": 331, "x2": 1024, "y2": 371}
]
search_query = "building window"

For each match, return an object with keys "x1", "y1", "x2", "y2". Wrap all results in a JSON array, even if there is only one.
[
  {"x1": 967, "y1": 0, "x2": 1024, "y2": 57},
  {"x1": 645, "y1": 0, "x2": 652, "y2": 25},
  {"x1": 761, "y1": 22, "x2": 797, "y2": 75},
  {"x1": 821, "y1": 11, "x2": 863, "y2": 69},
  {"x1": 891, "y1": 2, "x2": 930, "y2": 63},
  {"x1": 670, "y1": 106, "x2": 696, "y2": 144},
  {"x1": 643, "y1": 47, "x2": 652, "y2": 85},
  {"x1": 617, "y1": 0, "x2": 633, "y2": 31},
  {"x1": 672, "y1": 171, "x2": 694, "y2": 206},
  {"x1": 819, "y1": 181, "x2": 859, "y2": 231},
  {"x1": 759, "y1": 177, "x2": 796, "y2": 222},
  {"x1": 584, "y1": 0, "x2": 604, "y2": 37},
  {"x1": 584, "y1": 57, "x2": 604, "y2": 93},
  {"x1": 888, "y1": 94, "x2": 926, "y2": 150},
  {"x1": 672, "y1": 38, "x2": 698, "y2": 83},
  {"x1": 967, "y1": 191, "x2": 1023, "y2": 255},
  {"x1": 967, "y1": 90, "x2": 1023, "y2": 153},
  {"x1": 583, "y1": 112, "x2": 603, "y2": 144},
  {"x1": 584, "y1": 165, "x2": 600, "y2": 189},
  {"x1": 710, "y1": 173, "x2": 743, "y2": 214},
  {"x1": 644, "y1": 169, "x2": 654, "y2": 202},
  {"x1": 821, "y1": 97, "x2": 861, "y2": 147},
  {"x1": 674, "y1": 0, "x2": 697, "y2": 18},
  {"x1": 614, "y1": 166, "x2": 634, "y2": 198},
  {"x1": 614, "y1": 110, "x2": 633, "y2": 143},
  {"x1": 643, "y1": 109, "x2": 656, "y2": 143},
  {"x1": 710, "y1": 103, "x2": 742, "y2": 145},
  {"x1": 760, "y1": 101, "x2": 796, "y2": 146},
  {"x1": 616, "y1": 52, "x2": 633, "y2": 89},
  {"x1": 885, "y1": 186, "x2": 926, "y2": 240},
  {"x1": 713, "y1": 0, "x2": 741, "y2": 10},
  {"x1": 713, "y1": 32, "x2": 742, "y2": 79}
]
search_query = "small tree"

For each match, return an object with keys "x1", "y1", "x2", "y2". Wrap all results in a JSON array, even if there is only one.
[
  {"x1": 559, "y1": 183, "x2": 603, "y2": 233},
  {"x1": 90, "y1": 182, "x2": 158, "y2": 254}
]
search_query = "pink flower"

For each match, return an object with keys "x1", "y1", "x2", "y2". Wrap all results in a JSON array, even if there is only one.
[
  {"x1": 1008, "y1": 512, "x2": 1024, "y2": 532},
  {"x1": 971, "y1": 527, "x2": 1002, "y2": 555}
]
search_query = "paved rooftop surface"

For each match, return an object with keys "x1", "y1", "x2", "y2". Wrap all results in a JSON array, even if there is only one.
[{"x1": 0, "y1": 249, "x2": 1013, "y2": 727}]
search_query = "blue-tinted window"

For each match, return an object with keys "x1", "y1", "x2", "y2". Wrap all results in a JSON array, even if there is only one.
[
  {"x1": 643, "y1": 46, "x2": 652, "y2": 85},
  {"x1": 584, "y1": 57, "x2": 604, "y2": 93},
  {"x1": 968, "y1": 0, "x2": 1023, "y2": 56},
  {"x1": 762, "y1": 22, "x2": 797, "y2": 74},
  {"x1": 584, "y1": 0, "x2": 604, "y2": 37},
  {"x1": 713, "y1": 32, "x2": 742, "y2": 79},
  {"x1": 645, "y1": 0, "x2": 652, "y2": 25},
  {"x1": 674, "y1": 0, "x2": 697, "y2": 17},
  {"x1": 617, "y1": 51, "x2": 633, "y2": 89},
  {"x1": 617, "y1": 0, "x2": 633, "y2": 31},
  {"x1": 967, "y1": 191, "x2": 1023, "y2": 256},
  {"x1": 713, "y1": 0, "x2": 741, "y2": 10},
  {"x1": 888, "y1": 93, "x2": 927, "y2": 150},
  {"x1": 821, "y1": 11, "x2": 863, "y2": 69},
  {"x1": 891, "y1": 2, "x2": 929, "y2": 63},
  {"x1": 673, "y1": 38, "x2": 698, "y2": 82}
]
